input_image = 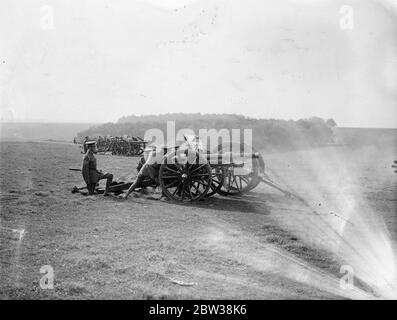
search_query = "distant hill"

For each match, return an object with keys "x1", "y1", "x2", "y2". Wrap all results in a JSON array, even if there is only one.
[
  {"x1": 118, "y1": 113, "x2": 252, "y2": 124},
  {"x1": 0, "y1": 122, "x2": 97, "y2": 142},
  {"x1": 77, "y1": 113, "x2": 337, "y2": 151},
  {"x1": 2, "y1": 118, "x2": 395, "y2": 151}
]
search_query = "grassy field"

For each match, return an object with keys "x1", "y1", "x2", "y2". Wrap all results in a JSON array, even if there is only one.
[{"x1": 0, "y1": 139, "x2": 396, "y2": 299}]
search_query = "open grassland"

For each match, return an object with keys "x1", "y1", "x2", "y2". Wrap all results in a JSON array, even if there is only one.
[{"x1": 0, "y1": 139, "x2": 396, "y2": 299}]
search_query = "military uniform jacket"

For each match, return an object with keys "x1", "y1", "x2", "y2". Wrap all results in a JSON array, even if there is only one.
[{"x1": 82, "y1": 152, "x2": 100, "y2": 185}]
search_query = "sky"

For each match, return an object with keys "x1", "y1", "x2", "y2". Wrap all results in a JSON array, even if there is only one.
[{"x1": 0, "y1": 0, "x2": 396, "y2": 127}]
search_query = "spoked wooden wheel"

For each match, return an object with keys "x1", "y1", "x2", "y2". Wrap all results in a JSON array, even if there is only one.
[
  {"x1": 159, "y1": 151, "x2": 212, "y2": 201},
  {"x1": 218, "y1": 160, "x2": 259, "y2": 195},
  {"x1": 213, "y1": 142, "x2": 260, "y2": 196},
  {"x1": 205, "y1": 166, "x2": 225, "y2": 198}
]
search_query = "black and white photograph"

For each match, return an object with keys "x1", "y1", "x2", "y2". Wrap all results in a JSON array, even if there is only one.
[{"x1": 1, "y1": 0, "x2": 396, "y2": 306}]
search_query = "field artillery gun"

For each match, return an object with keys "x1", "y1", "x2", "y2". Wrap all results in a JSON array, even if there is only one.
[
  {"x1": 158, "y1": 148, "x2": 264, "y2": 201},
  {"x1": 99, "y1": 140, "x2": 297, "y2": 201},
  {"x1": 125, "y1": 138, "x2": 268, "y2": 202},
  {"x1": 138, "y1": 134, "x2": 303, "y2": 202}
]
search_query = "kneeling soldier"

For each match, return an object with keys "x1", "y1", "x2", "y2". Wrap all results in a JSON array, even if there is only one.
[{"x1": 82, "y1": 141, "x2": 113, "y2": 196}]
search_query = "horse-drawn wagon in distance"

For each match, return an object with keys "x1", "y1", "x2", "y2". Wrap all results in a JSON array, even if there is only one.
[{"x1": 74, "y1": 135, "x2": 148, "y2": 156}]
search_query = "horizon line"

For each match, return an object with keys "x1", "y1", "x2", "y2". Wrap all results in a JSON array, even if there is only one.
[{"x1": 1, "y1": 121, "x2": 396, "y2": 130}]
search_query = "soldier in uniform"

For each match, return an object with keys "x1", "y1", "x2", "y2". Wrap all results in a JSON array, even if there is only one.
[{"x1": 82, "y1": 141, "x2": 114, "y2": 196}]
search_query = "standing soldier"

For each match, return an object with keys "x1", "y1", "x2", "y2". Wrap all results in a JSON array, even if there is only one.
[{"x1": 82, "y1": 141, "x2": 114, "y2": 196}]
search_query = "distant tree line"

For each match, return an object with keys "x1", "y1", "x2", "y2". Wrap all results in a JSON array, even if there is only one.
[{"x1": 77, "y1": 113, "x2": 337, "y2": 151}]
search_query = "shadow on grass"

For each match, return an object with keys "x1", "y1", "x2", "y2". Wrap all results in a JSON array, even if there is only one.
[{"x1": 164, "y1": 191, "x2": 275, "y2": 215}]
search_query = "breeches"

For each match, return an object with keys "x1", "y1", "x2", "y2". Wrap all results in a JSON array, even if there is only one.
[{"x1": 87, "y1": 172, "x2": 113, "y2": 194}]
